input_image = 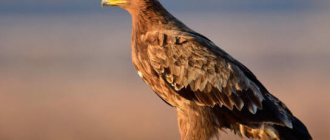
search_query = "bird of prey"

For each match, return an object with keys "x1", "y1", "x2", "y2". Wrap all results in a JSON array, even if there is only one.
[{"x1": 101, "y1": 0, "x2": 312, "y2": 140}]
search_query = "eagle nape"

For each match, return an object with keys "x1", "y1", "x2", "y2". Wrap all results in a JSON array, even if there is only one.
[{"x1": 102, "y1": 0, "x2": 312, "y2": 140}]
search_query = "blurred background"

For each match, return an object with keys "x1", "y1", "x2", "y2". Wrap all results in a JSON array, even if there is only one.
[{"x1": 0, "y1": 0, "x2": 329, "y2": 140}]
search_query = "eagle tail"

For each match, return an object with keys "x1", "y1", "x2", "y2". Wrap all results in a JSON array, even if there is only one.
[{"x1": 274, "y1": 116, "x2": 312, "y2": 140}]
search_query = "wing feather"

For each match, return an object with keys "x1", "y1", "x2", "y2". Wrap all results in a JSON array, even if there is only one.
[
  {"x1": 144, "y1": 30, "x2": 264, "y2": 112},
  {"x1": 142, "y1": 30, "x2": 294, "y2": 128}
]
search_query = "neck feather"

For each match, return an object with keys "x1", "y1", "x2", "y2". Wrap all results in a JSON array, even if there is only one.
[{"x1": 130, "y1": 1, "x2": 186, "y2": 35}]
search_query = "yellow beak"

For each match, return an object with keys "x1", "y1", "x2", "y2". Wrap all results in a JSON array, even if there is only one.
[{"x1": 101, "y1": 0, "x2": 126, "y2": 6}]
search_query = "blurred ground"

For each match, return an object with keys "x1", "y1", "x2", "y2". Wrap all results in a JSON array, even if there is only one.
[{"x1": 0, "y1": 1, "x2": 330, "y2": 140}]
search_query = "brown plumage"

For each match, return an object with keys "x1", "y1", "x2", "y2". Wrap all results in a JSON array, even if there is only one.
[{"x1": 102, "y1": 0, "x2": 312, "y2": 140}]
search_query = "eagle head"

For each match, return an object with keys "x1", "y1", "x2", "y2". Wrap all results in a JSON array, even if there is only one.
[
  {"x1": 102, "y1": 0, "x2": 160, "y2": 12},
  {"x1": 101, "y1": 0, "x2": 127, "y2": 7}
]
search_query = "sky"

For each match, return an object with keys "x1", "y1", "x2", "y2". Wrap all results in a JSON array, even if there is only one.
[{"x1": 0, "y1": 0, "x2": 327, "y2": 14}]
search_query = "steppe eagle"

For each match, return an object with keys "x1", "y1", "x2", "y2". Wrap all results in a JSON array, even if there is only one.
[{"x1": 102, "y1": 0, "x2": 312, "y2": 139}]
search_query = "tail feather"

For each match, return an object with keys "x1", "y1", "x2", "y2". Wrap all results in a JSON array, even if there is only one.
[
  {"x1": 234, "y1": 118, "x2": 312, "y2": 140},
  {"x1": 274, "y1": 117, "x2": 312, "y2": 140}
]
